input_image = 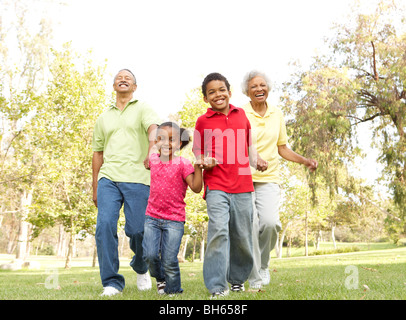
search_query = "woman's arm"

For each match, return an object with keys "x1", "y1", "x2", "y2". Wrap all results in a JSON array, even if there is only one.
[{"x1": 278, "y1": 144, "x2": 318, "y2": 172}]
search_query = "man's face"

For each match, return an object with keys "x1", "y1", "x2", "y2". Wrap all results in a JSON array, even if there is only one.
[{"x1": 113, "y1": 70, "x2": 137, "y2": 94}]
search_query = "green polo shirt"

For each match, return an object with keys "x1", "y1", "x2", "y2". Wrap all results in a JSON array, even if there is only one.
[{"x1": 92, "y1": 99, "x2": 161, "y2": 185}]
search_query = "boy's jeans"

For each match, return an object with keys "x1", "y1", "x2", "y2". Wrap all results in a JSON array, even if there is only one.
[
  {"x1": 95, "y1": 177, "x2": 149, "y2": 291},
  {"x1": 143, "y1": 215, "x2": 184, "y2": 294},
  {"x1": 203, "y1": 187, "x2": 254, "y2": 294}
]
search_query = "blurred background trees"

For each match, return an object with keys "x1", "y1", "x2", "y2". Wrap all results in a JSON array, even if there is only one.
[{"x1": 1, "y1": 0, "x2": 405, "y2": 265}]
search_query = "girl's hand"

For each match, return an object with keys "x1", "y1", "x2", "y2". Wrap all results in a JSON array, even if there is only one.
[{"x1": 196, "y1": 156, "x2": 217, "y2": 170}]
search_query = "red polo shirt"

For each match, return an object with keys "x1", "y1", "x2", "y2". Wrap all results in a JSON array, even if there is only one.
[{"x1": 193, "y1": 104, "x2": 254, "y2": 197}]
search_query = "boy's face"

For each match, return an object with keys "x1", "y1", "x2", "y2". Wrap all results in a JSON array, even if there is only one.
[{"x1": 203, "y1": 80, "x2": 232, "y2": 114}]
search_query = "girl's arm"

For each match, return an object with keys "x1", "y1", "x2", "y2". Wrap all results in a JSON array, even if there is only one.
[{"x1": 185, "y1": 163, "x2": 203, "y2": 193}]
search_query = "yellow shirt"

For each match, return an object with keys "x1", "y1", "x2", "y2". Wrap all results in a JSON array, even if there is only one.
[{"x1": 242, "y1": 102, "x2": 288, "y2": 184}]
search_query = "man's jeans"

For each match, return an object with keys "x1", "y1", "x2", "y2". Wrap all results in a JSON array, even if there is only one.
[
  {"x1": 203, "y1": 188, "x2": 254, "y2": 294},
  {"x1": 143, "y1": 216, "x2": 184, "y2": 294},
  {"x1": 95, "y1": 177, "x2": 149, "y2": 291}
]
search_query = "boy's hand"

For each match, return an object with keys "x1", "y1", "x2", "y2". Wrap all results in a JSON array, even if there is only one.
[{"x1": 196, "y1": 156, "x2": 217, "y2": 170}]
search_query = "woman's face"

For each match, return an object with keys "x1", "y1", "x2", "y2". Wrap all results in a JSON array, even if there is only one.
[{"x1": 247, "y1": 76, "x2": 269, "y2": 104}]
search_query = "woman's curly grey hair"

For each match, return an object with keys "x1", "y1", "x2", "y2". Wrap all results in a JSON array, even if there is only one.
[{"x1": 241, "y1": 70, "x2": 271, "y2": 96}]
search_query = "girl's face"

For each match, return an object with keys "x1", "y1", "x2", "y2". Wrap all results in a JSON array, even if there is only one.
[{"x1": 156, "y1": 126, "x2": 181, "y2": 159}]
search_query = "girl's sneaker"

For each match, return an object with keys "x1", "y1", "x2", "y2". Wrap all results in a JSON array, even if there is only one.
[
  {"x1": 230, "y1": 284, "x2": 245, "y2": 292},
  {"x1": 157, "y1": 281, "x2": 166, "y2": 295},
  {"x1": 137, "y1": 272, "x2": 152, "y2": 291}
]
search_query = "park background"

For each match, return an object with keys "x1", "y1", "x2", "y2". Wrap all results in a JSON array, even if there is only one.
[{"x1": 0, "y1": 0, "x2": 405, "y2": 300}]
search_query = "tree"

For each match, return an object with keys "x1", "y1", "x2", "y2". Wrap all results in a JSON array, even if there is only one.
[
  {"x1": 329, "y1": 0, "x2": 406, "y2": 224},
  {"x1": 175, "y1": 87, "x2": 208, "y2": 261},
  {"x1": 0, "y1": 0, "x2": 52, "y2": 260},
  {"x1": 281, "y1": 0, "x2": 406, "y2": 241},
  {"x1": 27, "y1": 44, "x2": 109, "y2": 268}
]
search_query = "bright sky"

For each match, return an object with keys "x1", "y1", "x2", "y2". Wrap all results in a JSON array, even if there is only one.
[
  {"x1": 45, "y1": 0, "x2": 355, "y2": 117},
  {"x1": 23, "y1": 0, "x2": 385, "y2": 189}
]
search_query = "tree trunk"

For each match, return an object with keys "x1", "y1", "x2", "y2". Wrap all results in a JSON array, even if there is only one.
[
  {"x1": 56, "y1": 224, "x2": 64, "y2": 257},
  {"x1": 315, "y1": 230, "x2": 322, "y2": 250},
  {"x1": 65, "y1": 231, "x2": 73, "y2": 269},
  {"x1": 304, "y1": 211, "x2": 309, "y2": 257},
  {"x1": 65, "y1": 217, "x2": 74, "y2": 269},
  {"x1": 287, "y1": 237, "x2": 292, "y2": 257},
  {"x1": 274, "y1": 236, "x2": 280, "y2": 258},
  {"x1": 200, "y1": 238, "x2": 205, "y2": 262},
  {"x1": 192, "y1": 237, "x2": 197, "y2": 262},
  {"x1": 331, "y1": 223, "x2": 337, "y2": 249},
  {"x1": 92, "y1": 240, "x2": 97, "y2": 268},
  {"x1": 278, "y1": 220, "x2": 293, "y2": 258},
  {"x1": 180, "y1": 234, "x2": 190, "y2": 262},
  {"x1": 15, "y1": 189, "x2": 33, "y2": 260}
]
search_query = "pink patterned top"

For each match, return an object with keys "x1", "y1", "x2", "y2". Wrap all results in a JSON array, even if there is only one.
[{"x1": 146, "y1": 153, "x2": 195, "y2": 222}]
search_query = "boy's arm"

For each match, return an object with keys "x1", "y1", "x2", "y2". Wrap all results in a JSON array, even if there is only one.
[{"x1": 144, "y1": 124, "x2": 158, "y2": 169}]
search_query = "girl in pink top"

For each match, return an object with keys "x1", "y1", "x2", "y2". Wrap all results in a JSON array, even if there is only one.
[{"x1": 143, "y1": 122, "x2": 204, "y2": 295}]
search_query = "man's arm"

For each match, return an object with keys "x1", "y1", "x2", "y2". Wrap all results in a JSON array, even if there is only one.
[
  {"x1": 144, "y1": 124, "x2": 158, "y2": 169},
  {"x1": 92, "y1": 151, "x2": 104, "y2": 207}
]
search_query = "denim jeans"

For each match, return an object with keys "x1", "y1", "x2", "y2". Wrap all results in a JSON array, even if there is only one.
[
  {"x1": 143, "y1": 216, "x2": 184, "y2": 294},
  {"x1": 249, "y1": 182, "x2": 282, "y2": 287},
  {"x1": 95, "y1": 177, "x2": 150, "y2": 291},
  {"x1": 203, "y1": 188, "x2": 254, "y2": 294}
]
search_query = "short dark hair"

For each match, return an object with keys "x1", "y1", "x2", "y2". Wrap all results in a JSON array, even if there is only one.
[
  {"x1": 201, "y1": 72, "x2": 231, "y2": 97},
  {"x1": 157, "y1": 121, "x2": 191, "y2": 150}
]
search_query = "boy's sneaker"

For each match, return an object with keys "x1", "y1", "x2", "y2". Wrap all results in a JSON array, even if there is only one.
[
  {"x1": 210, "y1": 289, "x2": 229, "y2": 299},
  {"x1": 100, "y1": 286, "x2": 121, "y2": 297},
  {"x1": 230, "y1": 284, "x2": 245, "y2": 292},
  {"x1": 137, "y1": 272, "x2": 152, "y2": 291},
  {"x1": 157, "y1": 281, "x2": 166, "y2": 295},
  {"x1": 259, "y1": 268, "x2": 270, "y2": 285}
]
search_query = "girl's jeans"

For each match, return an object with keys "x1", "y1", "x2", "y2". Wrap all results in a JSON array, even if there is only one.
[{"x1": 143, "y1": 215, "x2": 184, "y2": 294}]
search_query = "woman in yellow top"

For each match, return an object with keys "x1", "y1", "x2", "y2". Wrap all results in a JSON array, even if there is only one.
[{"x1": 241, "y1": 71, "x2": 318, "y2": 289}]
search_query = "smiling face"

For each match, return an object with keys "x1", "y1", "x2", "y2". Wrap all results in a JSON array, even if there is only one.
[
  {"x1": 203, "y1": 80, "x2": 232, "y2": 115},
  {"x1": 247, "y1": 76, "x2": 269, "y2": 104},
  {"x1": 113, "y1": 70, "x2": 137, "y2": 94},
  {"x1": 156, "y1": 126, "x2": 181, "y2": 160}
]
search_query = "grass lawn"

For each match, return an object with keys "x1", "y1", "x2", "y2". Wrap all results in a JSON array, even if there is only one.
[{"x1": 0, "y1": 244, "x2": 405, "y2": 301}]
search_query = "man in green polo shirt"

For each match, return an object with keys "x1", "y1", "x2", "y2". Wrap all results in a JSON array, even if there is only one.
[{"x1": 92, "y1": 69, "x2": 160, "y2": 296}]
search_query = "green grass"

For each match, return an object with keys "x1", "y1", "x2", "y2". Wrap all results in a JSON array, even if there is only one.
[{"x1": 1, "y1": 245, "x2": 405, "y2": 300}]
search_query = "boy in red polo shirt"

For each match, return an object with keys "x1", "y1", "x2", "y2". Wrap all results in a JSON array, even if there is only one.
[{"x1": 193, "y1": 73, "x2": 267, "y2": 297}]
